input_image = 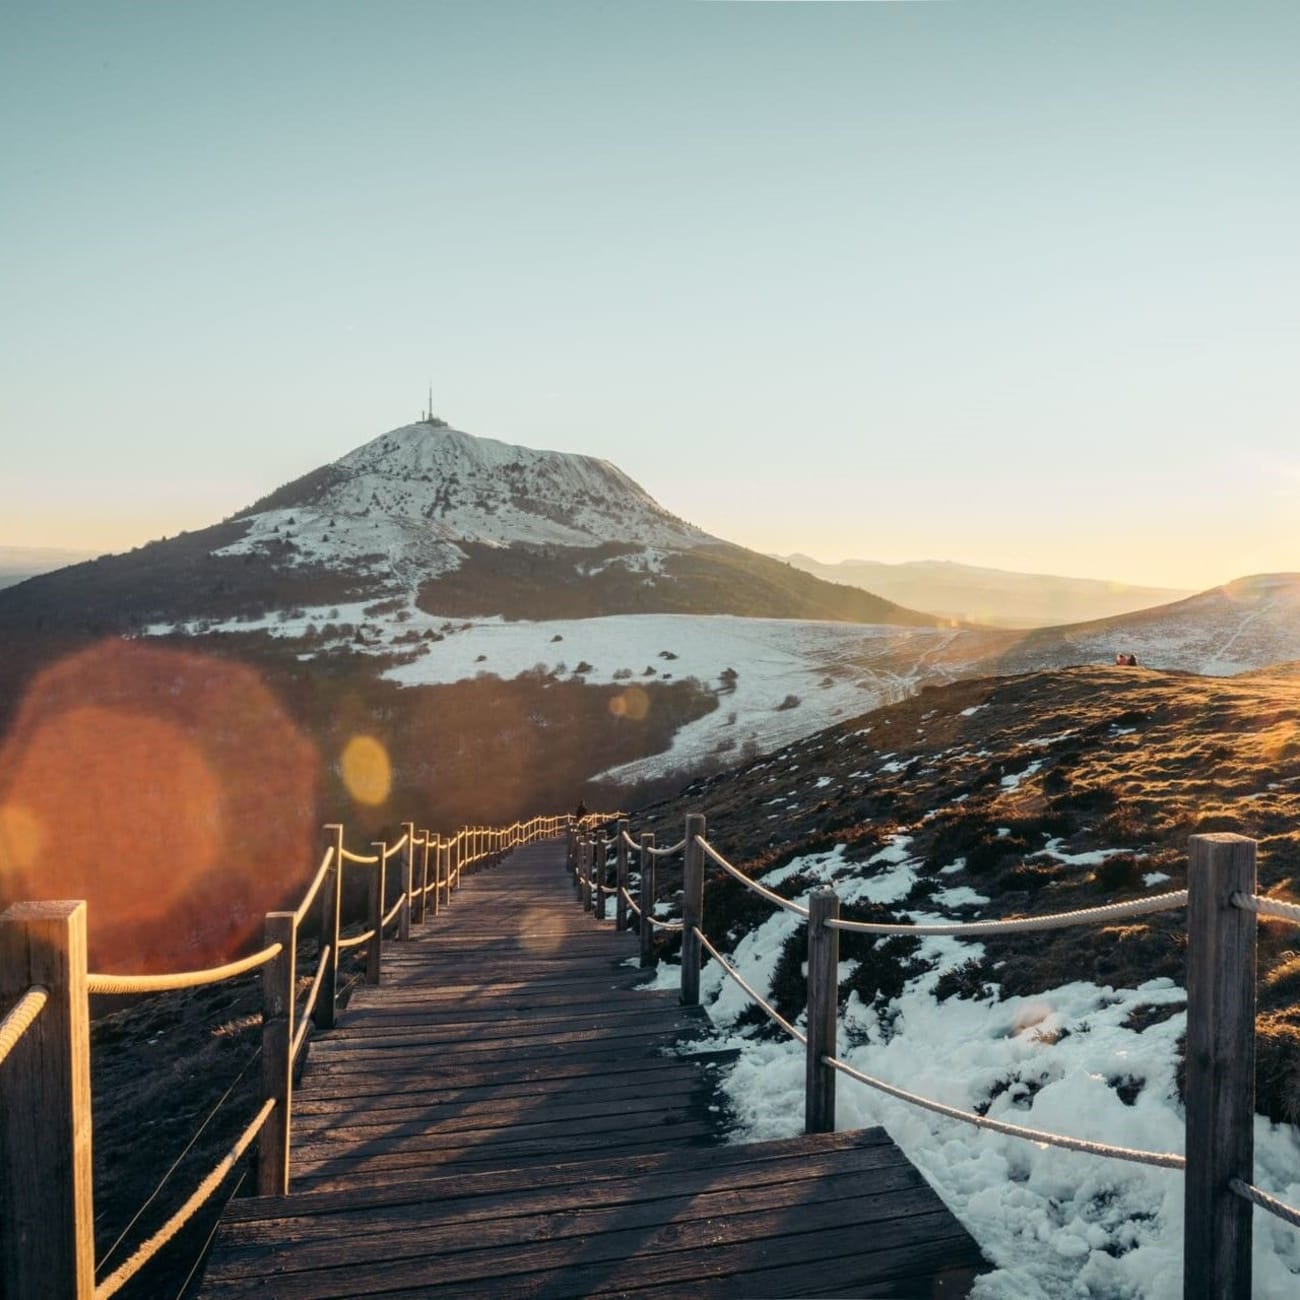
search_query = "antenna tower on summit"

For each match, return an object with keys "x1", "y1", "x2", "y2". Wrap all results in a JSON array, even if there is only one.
[{"x1": 421, "y1": 384, "x2": 447, "y2": 428}]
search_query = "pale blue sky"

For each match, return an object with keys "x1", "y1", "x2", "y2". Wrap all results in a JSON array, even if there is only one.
[{"x1": 2, "y1": 1, "x2": 1296, "y2": 588}]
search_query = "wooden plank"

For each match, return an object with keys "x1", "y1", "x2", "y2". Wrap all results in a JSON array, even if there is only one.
[
  {"x1": 221, "y1": 1129, "x2": 895, "y2": 1222},
  {"x1": 207, "y1": 1163, "x2": 927, "y2": 1281},
  {"x1": 200, "y1": 841, "x2": 985, "y2": 1299}
]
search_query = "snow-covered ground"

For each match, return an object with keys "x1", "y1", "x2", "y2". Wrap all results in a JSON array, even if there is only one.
[
  {"x1": 147, "y1": 600, "x2": 956, "y2": 781},
  {"x1": 639, "y1": 843, "x2": 1300, "y2": 1299}
]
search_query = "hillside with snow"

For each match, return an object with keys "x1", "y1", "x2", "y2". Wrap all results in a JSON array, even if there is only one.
[{"x1": 630, "y1": 665, "x2": 1300, "y2": 1298}]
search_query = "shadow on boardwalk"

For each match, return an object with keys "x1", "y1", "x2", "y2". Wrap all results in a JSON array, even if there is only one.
[{"x1": 199, "y1": 840, "x2": 985, "y2": 1298}]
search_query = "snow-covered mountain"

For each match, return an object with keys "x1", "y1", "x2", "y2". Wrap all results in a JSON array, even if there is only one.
[{"x1": 219, "y1": 422, "x2": 711, "y2": 587}]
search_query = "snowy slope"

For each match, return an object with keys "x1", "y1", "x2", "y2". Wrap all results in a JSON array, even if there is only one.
[
  {"x1": 215, "y1": 422, "x2": 709, "y2": 586},
  {"x1": 1002, "y1": 573, "x2": 1300, "y2": 677}
]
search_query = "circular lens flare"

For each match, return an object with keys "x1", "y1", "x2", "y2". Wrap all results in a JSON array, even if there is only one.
[{"x1": 341, "y1": 735, "x2": 392, "y2": 806}]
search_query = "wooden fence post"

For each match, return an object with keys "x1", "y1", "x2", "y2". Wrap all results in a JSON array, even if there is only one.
[
  {"x1": 399, "y1": 822, "x2": 415, "y2": 941},
  {"x1": 639, "y1": 832, "x2": 656, "y2": 968},
  {"x1": 0, "y1": 901, "x2": 95, "y2": 1299},
  {"x1": 566, "y1": 819, "x2": 576, "y2": 877},
  {"x1": 258, "y1": 910, "x2": 295, "y2": 1196},
  {"x1": 414, "y1": 832, "x2": 430, "y2": 926},
  {"x1": 315, "y1": 824, "x2": 344, "y2": 1031},
  {"x1": 594, "y1": 832, "x2": 608, "y2": 921},
  {"x1": 579, "y1": 836, "x2": 591, "y2": 911},
  {"x1": 367, "y1": 843, "x2": 386, "y2": 985},
  {"x1": 615, "y1": 819, "x2": 630, "y2": 930},
  {"x1": 681, "y1": 813, "x2": 706, "y2": 1006},
  {"x1": 806, "y1": 888, "x2": 841, "y2": 1134},
  {"x1": 1184, "y1": 833, "x2": 1257, "y2": 1300}
]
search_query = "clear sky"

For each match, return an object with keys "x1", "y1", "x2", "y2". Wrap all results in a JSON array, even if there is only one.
[{"x1": 1, "y1": 0, "x2": 1296, "y2": 590}]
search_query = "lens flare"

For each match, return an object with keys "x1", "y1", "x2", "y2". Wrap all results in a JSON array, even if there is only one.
[
  {"x1": 341, "y1": 735, "x2": 391, "y2": 806},
  {"x1": 609, "y1": 686, "x2": 650, "y2": 721},
  {"x1": 0, "y1": 640, "x2": 319, "y2": 972}
]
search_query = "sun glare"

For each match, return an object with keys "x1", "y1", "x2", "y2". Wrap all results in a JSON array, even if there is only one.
[{"x1": 0, "y1": 640, "x2": 319, "y2": 971}]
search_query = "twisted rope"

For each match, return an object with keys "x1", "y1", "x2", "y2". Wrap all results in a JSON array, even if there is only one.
[
  {"x1": 292, "y1": 847, "x2": 335, "y2": 927},
  {"x1": 96, "y1": 1044, "x2": 262, "y2": 1276},
  {"x1": 646, "y1": 838, "x2": 687, "y2": 858},
  {"x1": 620, "y1": 830, "x2": 641, "y2": 851},
  {"x1": 336, "y1": 928, "x2": 376, "y2": 951},
  {"x1": 695, "y1": 927, "x2": 807, "y2": 1045},
  {"x1": 620, "y1": 887, "x2": 642, "y2": 917},
  {"x1": 95, "y1": 1097, "x2": 275, "y2": 1298},
  {"x1": 1229, "y1": 1178, "x2": 1300, "y2": 1228},
  {"x1": 697, "y1": 838, "x2": 811, "y2": 919},
  {"x1": 381, "y1": 896, "x2": 405, "y2": 930},
  {"x1": 824, "y1": 1054, "x2": 1184, "y2": 1169},
  {"x1": 339, "y1": 848, "x2": 380, "y2": 865},
  {"x1": 383, "y1": 833, "x2": 410, "y2": 860},
  {"x1": 292, "y1": 947, "x2": 330, "y2": 1062},
  {"x1": 644, "y1": 914, "x2": 685, "y2": 933},
  {"x1": 0, "y1": 986, "x2": 48, "y2": 1065},
  {"x1": 1233, "y1": 892, "x2": 1300, "y2": 927},
  {"x1": 87, "y1": 944, "x2": 282, "y2": 996},
  {"x1": 826, "y1": 890, "x2": 1188, "y2": 937}
]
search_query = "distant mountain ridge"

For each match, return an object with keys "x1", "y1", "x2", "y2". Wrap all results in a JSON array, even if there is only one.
[
  {"x1": 0, "y1": 545, "x2": 97, "y2": 590},
  {"x1": 777, "y1": 554, "x2": 1193, "y2": 628}
]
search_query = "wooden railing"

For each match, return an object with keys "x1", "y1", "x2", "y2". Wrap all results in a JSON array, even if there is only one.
[
  {"x1": 0, "y1": 812, "x2": 567, "y2": 1299},
  {"x1": 571, "y1": 817, "x2": 1300, "y2": 1300}
]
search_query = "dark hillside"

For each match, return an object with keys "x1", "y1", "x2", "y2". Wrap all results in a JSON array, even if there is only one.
[{"x1": 416, "y1": 540, "x2": 947, "y2": 624}]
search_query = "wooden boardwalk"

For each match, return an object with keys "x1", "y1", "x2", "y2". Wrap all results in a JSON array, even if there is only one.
[{"x1": 199, "y1": 841, "x2": 985, "y2": 1298}]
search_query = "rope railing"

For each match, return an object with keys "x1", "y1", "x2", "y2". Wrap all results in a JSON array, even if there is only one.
[
  {"x1": 697, "y1": 836, "x2": 811, "y2": 918},
  {"x1": 572, "y1": 816, "x2": 1292, "y2": 1294},
  {"x1": 94, "y1": 1097, "x2": 276, "y2": 1299},
  {"x1": 292, "y1": 948, "x2": 331, "y2": 1062},
  {"x1": 643, "y1": 914, "x2": 685, "y2": 932},
  {"x1": 336, "y1": 926, "x2": 376, "y2": 951},
  {"x1": 695, "y1": 927, "x2": 806, "y2": 1045},
  {"x1": 1230, "y1": 1178, "x2": 1300, "y2": 1229},
  {"x1": 0, "y1": 985, "x2": 48, "y2": 1066},
  {"x1": 822, "y1": 1052, "x2": 1184, "y2": 1169},
  {"x1": 339, "y1": 846, "x2": 381, "y2": 865},
  {"x1": 1232, "y1": 891, "x2": 1300, "y2": 926},
  {"x1": 1, "y1": 809, "x2": 568, "y2": 1297},
  {"x1": 827, "y1": 890, "x2": 1189, "y2": 937},
  {"x1": 646, "y1": 837, "x2": 687, "y2": 858},
  {"x1": 86, "y1": 943, "x2": 283, "y2": 996},
  {"x1": 292, "y1": 846, "x2": 336, "y2": 927}
]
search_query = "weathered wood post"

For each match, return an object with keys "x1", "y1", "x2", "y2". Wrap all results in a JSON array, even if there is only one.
[
  {"x1": 0, "y1": 901, "x2": 95, "y2": 1298},
  {"x1": 615, "y1": 819, "x2": 630, "y2": 930},
  {"x1": 315, "y1": 823, "x2": 344, "y2": 1030},
  {"x1": 681, "y1": 813, "x2": 706, "y2": 1006},
  {"x1": 806, "y1": 887, "x2": 841, "y2": 1134},
  {"x1": 639, "y1": 832, "x2": 656, "y2": 968},
  {"x1": 589, "y1": 836, "x2": 601, "y2": 915},
  {"x1": 1184, "y1": 833, "x2": 1257, "y2": 1300},
  {"x1": 399, "y1": 822, "x2": 415, "y2": 941},
  {"x1": 259, "y1": 910, "x2": 296, "y2": 1195},
  {"x1": 594, "y1": 832, "x2": 609, "y2": 921},
  {"x1": 414, "y1": 832, "x2": 430, "y2": 926},
  {"x1": 367, "y1": 842, "x2": 386, "y2": 985},
  {"x1": 579, "y1": 836, "x2": 592, "y2": 911}
]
